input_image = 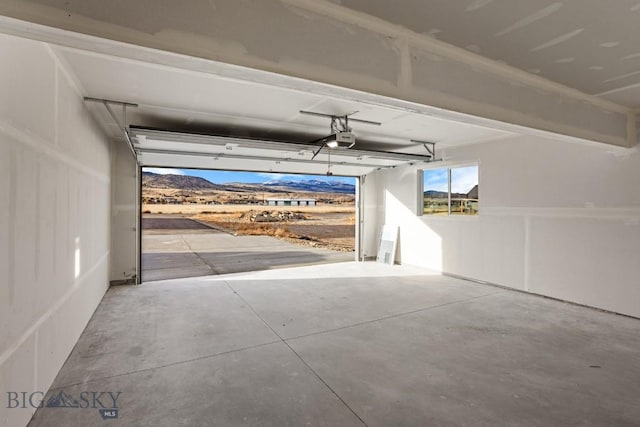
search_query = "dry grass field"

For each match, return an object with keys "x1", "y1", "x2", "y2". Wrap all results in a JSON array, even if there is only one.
[
  {"x1": 142, "y1": 204, "x2": 356, "y2": 251},
  {"x1": 143, "y1": 204, "x2": 355, "y2": 215}
]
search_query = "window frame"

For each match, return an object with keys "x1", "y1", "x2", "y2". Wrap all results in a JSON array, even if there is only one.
[{"x1": 419, "y1": 163, "x2": 479, "y2": 217}]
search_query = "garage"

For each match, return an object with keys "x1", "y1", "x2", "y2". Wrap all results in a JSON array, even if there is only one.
[{"x1": 2, "y1": 2, "x2": 640, "y2": 426}]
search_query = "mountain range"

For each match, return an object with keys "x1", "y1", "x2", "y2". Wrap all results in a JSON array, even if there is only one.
[
  {"x1": 142, "y1": 172, "x2": 222, "y2": 191},
  {"x1": 425, "y1": 184, "x2": 478, "y2": 199},
  {"x1": 261, "y1": 179, "x2": 355, "y2": 194},
  {"x1": 142, "y1": 172, "x2": 355, "y2": 194}
]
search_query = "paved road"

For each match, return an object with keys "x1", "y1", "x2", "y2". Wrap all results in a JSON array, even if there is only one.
[
  {"x1": 141, "y1": 216, "x2": 354, "y2": 281},
  {"x1": 142, "y1": 217, "x2": 212, "y2": 230}
]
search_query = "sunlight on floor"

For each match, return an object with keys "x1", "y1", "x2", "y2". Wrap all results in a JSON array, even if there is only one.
[{"x1": 199, "y1": 261, "x2": 440, "y2": 283}]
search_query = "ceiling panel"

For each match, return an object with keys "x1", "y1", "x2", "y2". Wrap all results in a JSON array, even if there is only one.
[
  {"x1": 55, "y1": 45, "x2": 512, "y2": 153},
  {"x1": 57, "y1": 47, "x2": 322, "y2": 122},
  {"x1": 331, "y1": 0, "x2": 640, "y2": 107}
]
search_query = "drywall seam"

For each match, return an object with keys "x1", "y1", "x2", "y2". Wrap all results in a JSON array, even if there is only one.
[
  {"x1": 0, "y1": 252, "x2": 109, "y2": 366},
  {"x1": 0, "y1": 122, "x2": 110, "y2": 183},
  {"x1": 53, "y1": 59, "x2": 59, "y2": 147},
  {"x1": 523, "y1": 216, "x2": 531, "y2": 292},
  {"x1": 530, "y1": 29, "x2": 584, "y2": 52},
  {"x1": 397, "y1": 37, "x2": 412, "y2": 93},
  {"x1": 628, "y1": 111, "x2": 638, "y2": 146},
  {"x1": 44, "y1": 43, "x2": 86, "y2": 96},
  {"x1": 479, "y1": 206, "x2": 640, "y2": 219},
  {"x1": 7, "y1": 142, "x2": 16, "y2": 305},
  {"x1": 494, "y1": 3, "x2": 563, "y2": 37},
  {"x1": 595, "y1": 81, "x2": 640, "y2": 97},
  {"x1": 283, "y1": 0, "x2": 627, "y2": 113},
  {"x1": 32, "y1": 330, "x2": 38, "y2": 392},
  {"x1": 34, "y1": 155, "x2": 40, "y2": 283}
]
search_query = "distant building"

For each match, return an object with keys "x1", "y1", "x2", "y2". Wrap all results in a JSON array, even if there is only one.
[
  {"x1": 267, "y1": 198, "x2": 316, "y2": 207},
  {"x1": 467, "y1": 185, "x2": 479, "y2": 199}
]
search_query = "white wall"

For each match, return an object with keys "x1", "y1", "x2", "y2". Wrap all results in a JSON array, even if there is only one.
[
  {"x1": 372, "y1": 135, "x2": 640, "y2": 318},
  {"x1": 0, "y1": 34, "x2": 111, "y2": 426},
  {"x1": 110, "y1": 140, "x2": 137, "y2": 283},
  {"x1": 360, "y1": 171, "x2": 383, "y2": 259}
]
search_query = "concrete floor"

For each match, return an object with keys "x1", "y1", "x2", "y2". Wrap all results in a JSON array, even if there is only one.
[
  {"x1": 29, "y1": 262, "x2": 640, "y2": 426},
  {"x1": 142, "y1": 217, "x2": 354, "y2": 281}
]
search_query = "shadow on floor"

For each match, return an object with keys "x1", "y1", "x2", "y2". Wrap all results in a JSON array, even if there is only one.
[
  {"x1": 142, "y1": 217, "x2": 212, "y2": 230},
  {"x1": 142, "y1": 250, "x2": 355, "y2": 282}
]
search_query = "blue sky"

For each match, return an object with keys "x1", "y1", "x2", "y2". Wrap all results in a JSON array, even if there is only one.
[
  {"x1": 143, "y1": 167, "x2": 356, "y2": 185},
  {"x1": 423, "y1": 168, "x2": 448, "y2": 192},
  {"x1": 424, "y1": 166, "x2": 478, "y2": 193}
]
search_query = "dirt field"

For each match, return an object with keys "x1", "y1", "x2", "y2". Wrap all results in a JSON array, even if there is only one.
[{"x1": 142, "y1": 204, "x2": 356, "y2": 252}]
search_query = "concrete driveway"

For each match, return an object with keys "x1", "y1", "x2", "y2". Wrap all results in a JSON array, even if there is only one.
[{"x1": 142, "y1": 216, "x2": 354, "y2": 281}]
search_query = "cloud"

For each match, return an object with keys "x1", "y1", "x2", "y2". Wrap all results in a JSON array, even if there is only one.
[
  {"x1": 257, "y1": 173, "x2": 299, "y2": 181},
  {"x1": 143, "y1": 168, "x2": 185, "y2": 175},
  {"x1": 423, "y1": 166, "x2": 478, "y2": 193},
  {"x1": 451, "y1": 166, "x2": 478, "y2": 193},
  {"x1": 423, "y1": 168, "x2": 448, "y2": 192}
]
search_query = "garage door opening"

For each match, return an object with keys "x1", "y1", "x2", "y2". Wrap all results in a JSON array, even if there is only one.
[{"x1": 141, "y1": 167, "x2": 358, "y2": 281}]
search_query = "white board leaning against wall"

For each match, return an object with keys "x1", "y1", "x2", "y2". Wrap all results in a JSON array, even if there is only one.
[{"x1": 377, "y1": 225, "x2": 398, "y2": 265}]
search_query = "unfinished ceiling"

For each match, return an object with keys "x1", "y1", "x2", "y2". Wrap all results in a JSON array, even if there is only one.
[
  {"x1": 331, "y1": 0, "x2": 640, "y2": 108},
  {"x1": 1, "y1": 0, "x2": 635, "y2": 148}
]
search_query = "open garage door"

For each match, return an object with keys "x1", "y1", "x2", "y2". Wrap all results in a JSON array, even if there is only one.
[
  {"x1": 129, "y1": 128, "x2": 434, "y2": 282},
  {"x1": 130, "y1": 127, "x2": 432, "y2": 177},
  {"x1": 140, "y1": 167, "x2": 359, "y2": 281}
]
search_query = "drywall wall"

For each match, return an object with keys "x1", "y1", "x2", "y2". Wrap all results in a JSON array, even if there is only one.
[
  {"x1": 0, "y1": 33, "x2": 111, "y2": 426},
  {"x1": 372, "y1": 135, "x2": 640, "y2": 318},
  {"x1": 360, "y1": 172, "x2": 383, "y2": 259},
  {"x1": 0, "y1": 0, "x2": 634, "y2": 147},
  {"x1": 110, "y1": 140, "x2": 137, "y2": 284}
]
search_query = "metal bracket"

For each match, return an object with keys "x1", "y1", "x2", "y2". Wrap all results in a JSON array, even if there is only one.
[
  {"x1": 302, "y1": 110, "x2": 381, "y2": 165},
  {"x1": 84, "y1": 97, "x2": 139, "y2": 161},
  {"x1": 300, "y1": 109, "x2": 381, "y2": 137},
  {"x1": 300, "y1": 110, "x2": 381, "y2": 127},
  {"x1": 410, "y1": 140, "x2": 437, "y2": 161},
  {"x1": 311, "y1": 144, "x2": 324, "y2": 160},
  {"x1": 331, "y1": 115, "x2": 350, "y2": 133}
]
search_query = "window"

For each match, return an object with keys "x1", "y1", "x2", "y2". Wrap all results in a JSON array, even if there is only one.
[
  {"x1": 422, "y1": 168, "x2": 449, "y2": 215},
  {"x1": 422, "y1": 165, "x2": 478, "y2": 216}
]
